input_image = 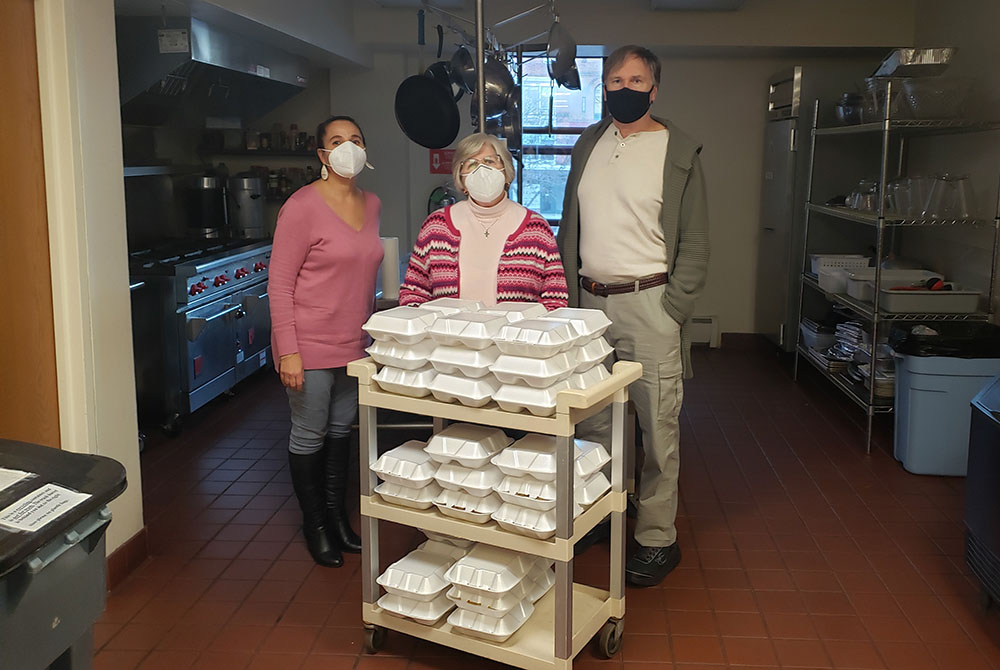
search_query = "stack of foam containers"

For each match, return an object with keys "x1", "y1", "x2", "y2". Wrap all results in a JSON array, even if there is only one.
[
  {"x1": 370, "y1": 440, "x2": 442, "y2": 510},
  {"x1": 444, "y1": 544, "x2": 555, "y2": 641},
  {"x1": 365, "y1": 306, "x2": 441, "y2": 397},
  {"x1": 488, "y1": 434, "x2": 612, "y2": 539},
  {"x1": 424, "y1": 423, "x2": 511, "y2": 523},
  {"x1": 426, "y1": 309, "x2": 508, "y2": 407},
  {"x1": 376, "y1": 539, "x2": 470, "y2": 625}
]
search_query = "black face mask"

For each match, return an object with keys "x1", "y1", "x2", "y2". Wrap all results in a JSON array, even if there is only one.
[{"x1": 605, "y1": 86, "x2": 653, "y2": 124}]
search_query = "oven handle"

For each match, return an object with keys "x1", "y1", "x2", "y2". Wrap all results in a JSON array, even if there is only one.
[
  {"x1": 186, "y1": 304, "x2": 242, "y2": 341},
  {"x1": 241, "y1": 292, "x2": 269, "y2": 310}
]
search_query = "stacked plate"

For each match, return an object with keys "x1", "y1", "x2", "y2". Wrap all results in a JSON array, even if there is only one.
[
  {"x1": 425, "y1": 424, "x2": 511, "y2": 523},
  {"x1": 371, "y1": 440, "x2": 442, "y2": 509},
  {"x1": 376, "y1": 540, "x2": 470, "y2": 625},
  {"x1": 444, "y1": 544, "x2": 554, "y2": 641}
]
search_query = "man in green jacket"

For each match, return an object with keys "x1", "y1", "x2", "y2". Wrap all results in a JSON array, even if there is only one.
[{"x1": 557, "y1": 45, "x2": 709, "y2": 587}]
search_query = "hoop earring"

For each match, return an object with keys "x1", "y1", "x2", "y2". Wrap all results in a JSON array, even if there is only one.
[{"x1": 321, "y1": 164, "x2": 329, "y2": 181}]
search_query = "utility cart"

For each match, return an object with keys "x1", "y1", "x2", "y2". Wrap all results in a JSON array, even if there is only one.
[{"x1": 347, "y1": 358, "x2": 642, "y2": 669}]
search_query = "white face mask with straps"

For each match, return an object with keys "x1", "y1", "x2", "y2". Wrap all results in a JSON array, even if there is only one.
[
  {"x1": 463, "y1": 164, "x2": 507, "y2": 204},
  {"x1": 320, "y1": 142, "x2": 373, "y2": 179}
]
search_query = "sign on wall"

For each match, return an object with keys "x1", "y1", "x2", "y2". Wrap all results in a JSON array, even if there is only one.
[{"x1": 429, "y1": 149, "x2": 455, "y2": 175}]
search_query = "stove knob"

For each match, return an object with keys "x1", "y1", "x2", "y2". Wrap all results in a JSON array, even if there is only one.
[
  {"x1": 214, "y1": 276, "x2": 224, "y2": 287},
  {"x1": 189, "y1": 285, "x2": 199, "y2": 296},
  {"x1": 197, "y1": 282, "x2": 207, "y2": 291},
  {"x1": 221, "y1": 274, "x2": 230, "y2": 283}
]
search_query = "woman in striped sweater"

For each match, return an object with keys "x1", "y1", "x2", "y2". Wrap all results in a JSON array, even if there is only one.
[{"x1": 400, "y1": 133, "x2": 569, "y2": 310}]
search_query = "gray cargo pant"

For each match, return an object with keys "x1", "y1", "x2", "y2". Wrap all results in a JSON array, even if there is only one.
[{"x1": 578, "y1": 283, "x2": 683, "y2": 547}]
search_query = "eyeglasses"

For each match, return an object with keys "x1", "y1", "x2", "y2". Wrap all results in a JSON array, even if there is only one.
[{"x1": 460, "y1": 155, "x2": 502, "y2": 173}]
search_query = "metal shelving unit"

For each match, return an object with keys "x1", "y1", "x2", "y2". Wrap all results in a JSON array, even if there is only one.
[
  {"x1": 346, "y1": 358, "x2": 642, "y2": 669},
  {"x1": 794, "y1": 85, "x2": 1000, "y2": 451}
]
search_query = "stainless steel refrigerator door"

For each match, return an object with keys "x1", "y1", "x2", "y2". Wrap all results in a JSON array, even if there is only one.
[{"x1": 755, "y1": 118, "x2": 797, "y2": 348}]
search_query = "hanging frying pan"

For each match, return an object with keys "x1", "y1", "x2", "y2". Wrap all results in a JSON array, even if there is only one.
[
  {"x1": 449, "y1": 46, "x2": 476, "y2": 95},
  {"x1": 469, "y1": 55, "x2": 516, "y2": 123},
  {"x1": 424, "y1": 61, "x2": 465, "y2": 102},
  {"x1": 546, "y1": 20, "x2": 577, "y2": 82},
  {"x1": 556, "y1": 61, "x2": 581, "y2": 90},
  {"x1": 395, "y1": 74, "x2": 460, "y2": 149}
]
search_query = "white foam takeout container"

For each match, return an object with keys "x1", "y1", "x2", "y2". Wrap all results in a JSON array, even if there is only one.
[
  {"x1": 492, "y1": 379, "x2": 571, "y2": 417},
  {"x1": 428, "y1": 345, "x2": 500, "y2": 378},
  {"x1": 434, "y1": 462, "x2": 505, "y2": 498},
  {"x1": 489, "y1": 351, "x2": 577, "y2": 388},
  {"x1": 446, "y1": 562, "x2": 554, "y2": 618},
  {"x1": 542, "y1": 307, "x2": 612, "y2": 343},
  {"x1": 573, "y1": 337, "x2": 614, "y2": 372},
  {"x1": 432, "y1": 489, "x2": 502, "y2": 524},
  {"x1": 447, "y1": 600, "x2": 535, "y2": 642},
  {"x1": 377, "y1": 590, "x2": 454, "y2": 626},
  {"x1": 491, "y1": 434, "x2": 611, "y2": 481},
  {"x1": 480, "y1": 302, "x2": 549, "y2": 323},
  {"x1": 418, "y1": 297, "x2": 484, "y2": 315},
  {"x1": 491, "y1": 501, "x2": 584, "y2": 540},
  {"x1": 494, "y1": 319, "x2": 581, "y2": 358},
  {"x1": 376, "y1": 542, "x2": 468, "y2": 601},
  {"x1": 428, "y1": 313, "x2": 508, "y2": 350},
  {"x1": 370, "y1": 440, "x2": 438, "y2": 488},
  {"x1": 363, "y1": 306, "x2": 439, "y2": 345},
  {"x1": 365, "y1": 338, "x2": 437, "y2": 371},
  {"x1": 372, "y1": 365, "x2": 437, "y2": 398},
  {"x1": 493, "y1": 471, "x2": 611, "y2": 511},
  {"x1": 428, "y1": 373, "x2": 501, "y2": 408},
  {"x1": 424, "y1": 423, "x2": 512, "y2": 468},
  {"x1": 567, "y1": 364, "x2": 611, "y2": 391},
  {"x1": 444, "y1": 544, "x2": 551, "y2": 595},
  {"x1": 374, "y1": 481, "x2": 442, "y2": 510},
  {"x1": 422, "y1": 530, "x2": 476, "y2": 549}
]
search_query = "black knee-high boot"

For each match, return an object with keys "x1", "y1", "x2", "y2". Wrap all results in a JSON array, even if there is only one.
[
  {"x1": 324, "y1": 435, "x2": 362, "y2": 553},
  {"x1": 288, "y1": 450, "x2": 343, "y2": 567}
]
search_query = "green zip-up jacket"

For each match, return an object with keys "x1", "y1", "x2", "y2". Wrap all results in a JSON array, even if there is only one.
[{"x1": 556, "y1": 115, "x2": 710, "y2": 378}]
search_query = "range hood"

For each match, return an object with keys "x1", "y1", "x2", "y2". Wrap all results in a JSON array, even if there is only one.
[{"x1": 117, "y1": 15, "x2": 310, "y2": 126}]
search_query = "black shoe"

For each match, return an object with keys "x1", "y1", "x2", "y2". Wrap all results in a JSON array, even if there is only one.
[
  {"x1": 626, "y1": 495, "x2": 638, "y2": 520},
  {"x1": 325, "y1": 435, "x2": 362, "y2": 553},
  {"x1": 574, "y1": 519, "x2": 611, "y2": 556},
  {"x1": 289, "y1": 451, "x2": 343, "y2": 567},
  {"x1": 626, "y1": 543, "x2": 680, "y2": 587}
]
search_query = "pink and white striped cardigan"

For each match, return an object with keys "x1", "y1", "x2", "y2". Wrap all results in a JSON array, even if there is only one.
[{"x1": 399, "y1": 205, "x2": 569, "y2": 310}]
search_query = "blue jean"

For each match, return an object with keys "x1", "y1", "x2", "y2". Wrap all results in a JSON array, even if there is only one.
[{"x1": 286, "y1": 367, "x2": 358, "y2": 455}]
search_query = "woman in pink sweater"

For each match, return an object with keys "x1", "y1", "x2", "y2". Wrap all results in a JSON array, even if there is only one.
[
  {"x1": 268, "y1": 116, "x2": 383, "y2": 567},
  {"x1": 400, "y1": 133, "x2": 568, "y2": 310}
]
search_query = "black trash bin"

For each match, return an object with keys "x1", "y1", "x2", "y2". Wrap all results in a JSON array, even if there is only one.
[{"x1": 0, "y1": 440, "x2": 127, "y2": 669}]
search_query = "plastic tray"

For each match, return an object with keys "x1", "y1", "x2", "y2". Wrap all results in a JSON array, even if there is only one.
[
  {"x1": 542, "y1": 307, "x2": 612, "y2": 343},
  {"x1": 370, "y1": 440, "x2": 438, "y2": 488},
  {"x1": 447, "y1": 601, "x2": 534, "y2": 642},
  {"x1": 363, "y1": 306, "x2": 439, "y2": 345},
  {"x1": 372, "y1": 365, "x2": 437, "y2": 398},
  {"x1": 493, "y1": 471, "x2": 610, "y2": 511},
  {"x1": 424, "y1": 423, "x2": 512, "y2": 468},
  {"x1": 878, "y1": 286, "x2": 981, "y2": 313},
  {"x1": 567, "y1": 364, "x2": 611, "y2": 390},
  {"x1": 378, "y1": 591, "x2": 454, "y2": 626},
  {"x1": 818, "y1": 267, "x2": 849, "y2": 293},
  {"x1": 428, "y1": 313, "x2": 508, "y2": 350},
  {"x1": 377, "y1": 545, "x2": 467, "y2": 601},
  {"x1": 480, "y1": 302, "x2": 548, "y2": 323},
  {"x1": 489, "y1": 352, "x2": 577, "y2": 388},
  {"x1": 428, "y1": 345, "x2": 501, "y2": 378},
  {"x1": 491, "y1": 501, "x2": 584, "y2": 539},
  {"x1": 366, "y1": 338, "x2": 438, "y2": 371},
  {"x1": 446, "y1": 563, "x2": 554, "y2": 618},
  {"x1": 491, "y1": 434, "x2": 611, "y2": 481},
  {"x1": 418, "y1": 297, "x2": 484, "y2": 315},
  {"x1": 432, "y1": 489, "x2": 502, "y2": 524},
  {"x1": 845, "y1": 269, "x2": 943, "y2": 302},
  {"x1": 444, "y1": 545, "x2": 548, "y2": 595},
  {"x1": 428, "y1": 373, "x2": 501, "y2": 408},
  {"x1": 494, "y1": 319, "x2": 581, "y2": 358},
  {"x1": 574, "y1": 337, "x2": 614, "y2": 372},
  {"x1": 493, "y1": 379, "x2": 572, "y2": 416},
  {"x1": 809, "y1": 254, "x2": 871, "y2": 275},
  {"x1": 374, "y1": 480, "x2": 443, "y2": 510},
  {"x1": 434, "y1": 462, "x2": 505, "y2": 498}
]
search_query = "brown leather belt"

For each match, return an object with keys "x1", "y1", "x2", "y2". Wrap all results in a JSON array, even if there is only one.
[{"x1": 580, "y1": 273, "x2": 668, "y2": 297}]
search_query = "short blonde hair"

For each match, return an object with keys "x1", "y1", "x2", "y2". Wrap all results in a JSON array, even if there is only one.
[{"x1": 452, "y1": 133, "x2": 516, "y2": 192}]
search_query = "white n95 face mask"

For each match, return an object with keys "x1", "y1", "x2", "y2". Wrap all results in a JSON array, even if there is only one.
[
  {"x1": 321, "y1": 142, "x2": 373, "y2": 179},
  {"x1": 464, "y1": 164, "x2": 507, "y2": 203}
]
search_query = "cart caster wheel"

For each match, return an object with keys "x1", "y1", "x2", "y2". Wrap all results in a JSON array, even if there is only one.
[
  {"x1": 161, "y1": 414, "x2": 182, "y2": 437},
  {"x1": 596, "y1": 618, "x2": 624, "y2": 658},
  {"x1": 363, "y1": 625, "x2": 387, "y2": 654},
  {"x1": 979, "y1": 588, "x2": 994, "y2": 612}
]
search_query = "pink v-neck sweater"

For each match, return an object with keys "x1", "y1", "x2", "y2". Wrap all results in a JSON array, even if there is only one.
[{"x1": 269, "y1": 185, "x2": 383, "y2": 370}]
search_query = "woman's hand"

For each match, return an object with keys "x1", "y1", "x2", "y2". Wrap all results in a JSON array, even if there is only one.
[{"x1": 279, "y1": 353, "x2": 305, "y2": 391}]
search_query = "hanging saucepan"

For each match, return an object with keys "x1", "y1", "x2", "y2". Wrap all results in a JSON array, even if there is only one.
[
  {"x1": 556, "y1": 61, "x2": 581, "y2": 90},
  {"x1": 546, "y1": 20, "x2": 577, "y2": 82},
  {"x1": 394, "y1": 74, "x2": 460, "y2": 149},
  {"x1": 449, "y1": 45, "x2": 476, "y2": 95},
  {"x1": 469, "y1": 55, "x2": 516, "y2": 123},
  {"x1": 424, "y1": 61, "x2": 464, "y2": 102}
]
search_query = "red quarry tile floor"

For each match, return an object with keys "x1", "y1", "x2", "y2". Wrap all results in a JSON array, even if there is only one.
[{"x1": 97, "y1": 346, "x2": 1000, "y2": 669}]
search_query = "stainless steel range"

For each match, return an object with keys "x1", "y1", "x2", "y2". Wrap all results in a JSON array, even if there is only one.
[{"x1": 129, "y1": 239, "x2": 272, "y2": 433}]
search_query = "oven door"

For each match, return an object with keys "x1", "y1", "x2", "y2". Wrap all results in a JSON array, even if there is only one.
[
  {"x1": 235, "y1": 280, "x2": 271, "y2": 382},
  {"x1": 183, "y1": 295, "x2": 238, "y2": 411}
]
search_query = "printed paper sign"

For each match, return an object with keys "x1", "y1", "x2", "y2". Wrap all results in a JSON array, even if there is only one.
[
  {"x1": 0, "y1": 484, "x2": 91, "y2": 532},
  {"x1": 429, "y1": 149, "x2": 455, "y2": 174},
  {"x1": 0, "y1": 468, "x2": 33, "y2": 494}
]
